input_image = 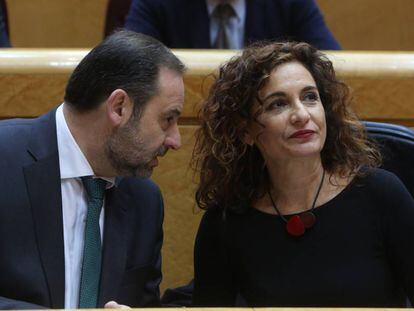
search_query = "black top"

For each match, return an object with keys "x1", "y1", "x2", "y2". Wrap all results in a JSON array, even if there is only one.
[{"x1": 193, "y1": 168, "x2": 414, "y2": 307}]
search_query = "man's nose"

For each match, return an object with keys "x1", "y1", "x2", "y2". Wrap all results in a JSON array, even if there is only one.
[{"x1": 164, "y1": 124, "x2": 181, "y2": 150}]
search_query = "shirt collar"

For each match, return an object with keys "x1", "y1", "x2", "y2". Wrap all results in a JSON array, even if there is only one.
[
  {"x1": 206, "y1": 0, "x2": 245, "y2": 21},
  {"x1": 56, "y1": 103, "x2": 115, "y2": 188}
]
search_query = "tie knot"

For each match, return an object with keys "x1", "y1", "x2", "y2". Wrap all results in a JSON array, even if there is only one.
[
  {"x1": 213, "y1": 3, "x2": 235, "y2": 20},
  {"x1": 82, "y1": 177, "x2": 107, "y2": 200}
]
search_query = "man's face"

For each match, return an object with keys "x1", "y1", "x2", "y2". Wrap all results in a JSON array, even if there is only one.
[{"x1": 105, "y1": 68, "x2": 184, "y2": 178}]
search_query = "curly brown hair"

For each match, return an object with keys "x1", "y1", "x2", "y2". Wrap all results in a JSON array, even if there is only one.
[{"x1": 193, "y1": 41, "x2": 380, "y2": 212}]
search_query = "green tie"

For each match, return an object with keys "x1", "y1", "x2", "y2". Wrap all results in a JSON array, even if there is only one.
[{"x1": 78, "y1": 177, "x2": 107, "y2": 308}]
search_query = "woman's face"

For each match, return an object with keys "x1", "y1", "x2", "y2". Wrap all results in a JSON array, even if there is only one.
[{"x1": 246, "y1": 61, "x2": 327, "y2": 163}]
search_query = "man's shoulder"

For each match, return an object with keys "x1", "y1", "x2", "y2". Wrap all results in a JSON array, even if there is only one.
[
  {"x1": 0, "y1": 117, "x2": 35, "y2": 129},
  {"x1": 0, "y1": 112, "x2": 53, "y2": 143},
  {"x1": 258, "y1": 0, "x2": 318, "y2": 10},
  {"x1": 119, "y1": 177, "x2": 160, "y2": 193},
  {"x1": 0, "y1": 111, "x2": 57, "y2": 160},
  {"x1": 117, "y1": 177, "x2": 162, "y2": 202},
  {"x1": 0, "y1": 118, "x2": 36, "y2": 144},
  {"x1": 134, "y1": 0, "x2": 186, "y2": 8},
  {"x1": 116, "y1": 178, "x2": 164, "y2": 219}
]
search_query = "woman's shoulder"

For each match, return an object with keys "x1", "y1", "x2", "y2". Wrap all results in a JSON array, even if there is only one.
[
  {"x1": 357, "y1": 167, "x2": 405, "y2": 188},
  {"x1": 202, "y1": 205, "x2": 245, "y2": 221},
  {"x1": 353, "y1": 167, "x2": 411, "y2": 201},
  {"x1": 200, "y1": 205, "x2": 251, "y2": 231},
  {"x1": 202, "y1": 206, "x2": 225, "y2": 222}
]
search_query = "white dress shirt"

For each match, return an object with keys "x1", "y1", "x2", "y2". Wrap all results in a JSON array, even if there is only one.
[
  {"x1": 207, "y1": 0, "x2": 246, "y2": 49},
  {"x1": 55, "y1": 104, "x2": 114, "y2": 308}
]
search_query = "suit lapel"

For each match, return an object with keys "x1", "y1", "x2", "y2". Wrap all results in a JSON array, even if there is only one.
[
  {"x1": 98, "y1": 186, "x2": 130, "y2": 307},
  {"x1": 23, "y1": 110, "x2": 65, "y2": 308},
  {"x1": 189, "y1": 0, "x2": 211, "y2": 48}
]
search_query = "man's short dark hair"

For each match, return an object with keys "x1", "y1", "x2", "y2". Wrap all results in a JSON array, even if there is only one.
[{"x1": 64, "y1": 30, "x2": 185, "y2": 116}]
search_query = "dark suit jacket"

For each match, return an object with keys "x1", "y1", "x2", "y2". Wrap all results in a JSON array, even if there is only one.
[
  {"x1": 0, "y1": 2, "x2": 10, "y2": 47},
  {"x1": 104, "y1": 0, "x2": 133, "y2": 37},
  {"x1": 0, "y1": 110, "x2": 163, "y2": 309},
  {"x1": 124, "y1": 0, "x2": 340, "y2": 50}
]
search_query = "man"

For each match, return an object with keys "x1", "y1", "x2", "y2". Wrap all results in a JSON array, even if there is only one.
[
  {"x1": 124, "y1": 0, "x2": 340, "y2": 50},
  {"x1": 0, "y1": 30, "x2": 185, "y2": 309}
]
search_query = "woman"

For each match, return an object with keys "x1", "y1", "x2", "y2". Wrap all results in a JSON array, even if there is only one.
[{"x1": 192, "y1": 42, "x2": 414, "y2": 307}]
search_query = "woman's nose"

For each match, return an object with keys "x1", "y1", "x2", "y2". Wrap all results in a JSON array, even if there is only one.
[{"x1": 290, "y1": 102, "x2": 311, "y2": 125}]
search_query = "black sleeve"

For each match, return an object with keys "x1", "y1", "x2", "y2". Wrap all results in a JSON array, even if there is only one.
[
  {"x1": 140, "y1": 190, "x2": 164, "y2": 307},
  {"x1": 192, "y1": 209, "x2": 237, "y2": 307},
  {"x1": 161, "y1": 280, "x2": 193, "y2": 307},
  {"x1": 0, "y1": 297, "x2": 46, "y2": 309},
  {"x1": 381, "y1": 172, "x2": 414, "y2": 304}
]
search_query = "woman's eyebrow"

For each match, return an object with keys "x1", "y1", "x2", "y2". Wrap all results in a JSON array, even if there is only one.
[
  {"x1": 263, "y1": 91, "x2": 285, "y2": 101},
  {"x1": 263, "y1": 85, "x2": 318, "y2": 101},
  {"x1": 302, "y1": 85, "x2": 318, "y2": 92}
]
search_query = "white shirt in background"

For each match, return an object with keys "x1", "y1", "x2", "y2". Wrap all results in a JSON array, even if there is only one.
[{"x1": 207, "y1": 0, "x2": 246, "y2": 49}]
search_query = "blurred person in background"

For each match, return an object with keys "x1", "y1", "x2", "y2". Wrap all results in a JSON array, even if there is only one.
[{"x1": 124, "y1": 0, "x2": 340, "y2": 50}]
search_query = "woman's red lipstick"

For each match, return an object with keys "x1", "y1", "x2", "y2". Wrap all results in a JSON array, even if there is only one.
[{"x1": 290, "y1": 129, "x2": 315, "y2": 139}]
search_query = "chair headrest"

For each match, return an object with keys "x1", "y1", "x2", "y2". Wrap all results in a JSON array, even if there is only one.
[{"x1": 363, "y1": 121, "x2": 414, "y2": 197}]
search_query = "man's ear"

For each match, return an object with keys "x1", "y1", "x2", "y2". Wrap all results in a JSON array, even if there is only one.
[{"x1": 106, "y1": 89, "x2": 133, "y2": 126}]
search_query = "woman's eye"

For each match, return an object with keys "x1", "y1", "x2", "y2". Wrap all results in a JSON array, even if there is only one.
[
  {"x1": 303, "y1": 92, "x2": 319, "y2": 102},
  {"x1": 268, "y1": 100, "x2": 287, "y2": 110}
]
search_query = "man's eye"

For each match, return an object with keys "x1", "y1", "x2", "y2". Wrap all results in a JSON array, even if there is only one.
[{"x1": 166, "y1": 116, "x2": 175, "y2": 124}]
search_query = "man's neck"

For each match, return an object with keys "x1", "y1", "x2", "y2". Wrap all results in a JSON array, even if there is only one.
[{"x1": 62, "y1": 103, "x2": 114, "y2": 177}]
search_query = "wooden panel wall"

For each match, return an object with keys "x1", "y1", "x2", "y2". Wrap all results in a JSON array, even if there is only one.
[
  {"x1": 317, "y1": 0, "x2": 414, "y2": 51},
  {"x1": 152, "y1": 126, "x2": 201, "y2": 291},
  {"x1": 6, "y1": 0, "x2": 107, "y2": 47},
  {"x1": 1, "y1": 49, "x2": 414, "y2": 291}
]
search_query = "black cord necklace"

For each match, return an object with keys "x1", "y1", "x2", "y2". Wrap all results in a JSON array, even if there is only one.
[{"x1": 268, "y1": 169, "x2": 325, "y2": 237}]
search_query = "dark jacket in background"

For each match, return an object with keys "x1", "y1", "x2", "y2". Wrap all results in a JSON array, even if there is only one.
[
  {"x1": 0, "y1": 1, "x2": 10, "y2": 47},
  {"x1": 124, "y1": 0, "x2": 341, "y2": 50}
]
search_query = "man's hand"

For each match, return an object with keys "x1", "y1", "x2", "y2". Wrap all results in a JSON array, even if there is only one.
[{"x1": 104, "y1": 301, "x2": 131, "y2": 309}]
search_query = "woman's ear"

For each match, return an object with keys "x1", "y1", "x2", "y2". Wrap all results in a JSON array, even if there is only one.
[{"x1": 242, "y1": 129, "x2": 254, "y2": 146}]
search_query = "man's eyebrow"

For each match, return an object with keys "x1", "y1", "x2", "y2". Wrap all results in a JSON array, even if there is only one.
[{"x1": 164, "y1": 108, "x2": 182, "y2": 117}]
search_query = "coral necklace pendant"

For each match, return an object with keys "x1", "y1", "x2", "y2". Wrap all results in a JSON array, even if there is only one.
[
  {"x1": 286, "y1": 215, "x2": 305, "y2": 236},
  {"x1": 268, "y1": 170, "x2": 324, "y2": 237},
  {"x1": 300, "y1": 211, "x2": 316, "y2": 228},
  {"x1": 286, "y1": 212, "x2": 316, "y2": 237}
]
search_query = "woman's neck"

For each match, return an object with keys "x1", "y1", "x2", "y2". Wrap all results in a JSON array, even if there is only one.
[
  {"x1": 256, "y1": 156, "x2": 325, "y2": 215},
  {"x1": 275, "y1": 160, "x2": 324, "y2": 214},
  {"x1": 254, "y1": 156, "x2": 352, "y2": 216}
]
